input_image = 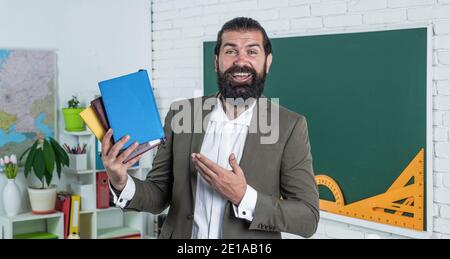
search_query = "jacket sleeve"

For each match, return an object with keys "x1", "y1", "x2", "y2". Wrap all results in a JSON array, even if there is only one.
[
  {"x1": 249, "y1": 116, "x2": 320, "y2": 238},
  {"x1": 124, "y1": 108, "x2": 175, "y2": 214}
]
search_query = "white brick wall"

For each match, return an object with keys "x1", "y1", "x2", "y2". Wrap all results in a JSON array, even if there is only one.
[
  {"x1": 323, "y1": 14, "x2": 362, "y2": 27},
  {"x1": 364, "y1": 9, "x2": 407, "y2": 24},
  {"x1": 348, "y1": 0, "x2": 387, "y2": 12},
  {"x1": 151, "y1": 0, "x2": 450, "y2": 239}
]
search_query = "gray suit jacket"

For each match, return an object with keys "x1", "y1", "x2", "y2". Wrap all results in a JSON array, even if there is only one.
[{"x1": 125, "y1": 94, "x2": 319, "y2": 239}]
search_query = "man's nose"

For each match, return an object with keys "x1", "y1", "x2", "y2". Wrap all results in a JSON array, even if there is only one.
[{"x1": 233, "y1": 52, "x2": 249, "y2": 67}]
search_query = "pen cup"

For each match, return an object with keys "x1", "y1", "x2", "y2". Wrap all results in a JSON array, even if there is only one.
[{"x1": 69, "y1": 153, "x2": 87, "y2": 171}]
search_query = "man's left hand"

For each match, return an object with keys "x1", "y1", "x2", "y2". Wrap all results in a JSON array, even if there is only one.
[{"x1": 192, "y1": 152, "x2": 247, "y2": 205}]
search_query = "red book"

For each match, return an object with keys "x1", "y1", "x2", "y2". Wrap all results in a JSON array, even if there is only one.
[
  {"x1": 55, "y1": 192, "x2": 71, "y2": 239},
  {"x1": 96, "y1": 172, "x2": 110, "y2": 209},
  {"x1": 91, "y1": 96, "x2": 110, "y2": 131}
]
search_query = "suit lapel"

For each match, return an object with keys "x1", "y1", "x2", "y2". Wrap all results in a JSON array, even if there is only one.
[{"x1": 239, "y1": 97, "x2": 267, "y2": 184}]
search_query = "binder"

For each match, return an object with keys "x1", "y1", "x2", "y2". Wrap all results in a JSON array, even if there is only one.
[
  {"x1": 96, "y1": 172, "x2": 110, "y2": 209},
  {"x1": 68, "y1": 194, "x2": 81, "y2": 238},
  {"x1": 79, "y1": 107, "x2": 106, "y2": 141},
  {"x1": 95, "y1": 140, "x2": 105, "y2": 170},
  {"x1": 55, "y1": 192, "x2": 71, "y2": 239},
  {"x1": 98, "y1": 70, "x2": 165, "y2": 155}
]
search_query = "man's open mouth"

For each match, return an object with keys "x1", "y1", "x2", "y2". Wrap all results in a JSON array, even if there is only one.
[{"x1": 230, "y1": 72, "x2": 253, "y2": 83}]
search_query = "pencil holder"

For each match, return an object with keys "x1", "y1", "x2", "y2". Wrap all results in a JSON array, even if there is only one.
[{"x1": 69, "y1": 153, "x2": 87, "y2": 171}]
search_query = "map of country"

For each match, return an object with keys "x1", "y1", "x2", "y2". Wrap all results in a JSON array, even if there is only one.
[{"x1": 0, "y1": 49, "x2": 55, "y2": 159}]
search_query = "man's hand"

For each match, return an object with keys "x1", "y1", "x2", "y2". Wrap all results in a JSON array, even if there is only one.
[
  {"x1": 192, "y1": 153, "x2": 247, "y2": 205},
  {"x1": 101, "y1": 129, "x2": 143, "y2": 191}
]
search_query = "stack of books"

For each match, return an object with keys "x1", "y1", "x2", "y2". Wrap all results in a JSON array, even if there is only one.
[
  {"x1": 97, "y1": 226, "x2": 141, "y2": 239},
  {"x1": 80, "y1": 70, "x2": 165, "y2": 163}
]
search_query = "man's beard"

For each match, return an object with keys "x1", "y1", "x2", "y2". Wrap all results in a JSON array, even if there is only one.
[{"x1": 217, "y1": 63, "x2": 266, "y2": 100}]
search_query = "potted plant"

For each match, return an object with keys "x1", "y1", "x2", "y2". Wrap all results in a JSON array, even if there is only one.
[
  {"x1": 1, "y1": 154, "x2": 21, "y2": 217},
  {"x1": 19, "y1": 135, "x2": 69, "y2": 214},
  {"x1": 62, "y1": 95, "x2": 85, "y2": 132}
]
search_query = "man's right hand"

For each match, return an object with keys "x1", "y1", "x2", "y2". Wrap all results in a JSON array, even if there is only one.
[{"x1": 101, "y1": 129, "x2": 142, "y2": 191}]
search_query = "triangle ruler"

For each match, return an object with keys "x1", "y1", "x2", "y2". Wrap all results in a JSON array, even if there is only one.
[{"x1": 316, "y1": 148, "x2": 424, "y2": 231}]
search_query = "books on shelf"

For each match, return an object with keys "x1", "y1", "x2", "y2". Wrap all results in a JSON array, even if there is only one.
[
  {"x1": 68, "y1": 194, "x2": 81, "y2": 238},
  {"x1": 97, "y1": 226, "x2": 141, "y2": 239},
  {"x1": 54, "y1": 192, "x2": 81, "y2": 239},
  {"x1": 55, "y1": 192, "x2": 71, "y2": 239},
  {"x1": 95, "y1": 140, "x2": 105, "y2": 170},
  {"x1": 96, "y1": 172, "x2": 110, "y2": 209}
]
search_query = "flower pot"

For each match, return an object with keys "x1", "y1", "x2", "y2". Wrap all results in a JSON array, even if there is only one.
[
  {"x1": 3, "y1": 179, "x2": 21, "y2": 217},
  {"x1": 68, "y1": 153, "x2": 87, "y2": 171},
  {"x1": 28, "y1": 186, "x2": 57, "y2": 214},
  {"x1": 62, "y1": 108, "x2": 86, "y2": 132}
]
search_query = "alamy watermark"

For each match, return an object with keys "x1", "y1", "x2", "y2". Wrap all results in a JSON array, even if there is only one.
[{"x1": 169, "y1": 97, "x2": 280, "y2": 145}]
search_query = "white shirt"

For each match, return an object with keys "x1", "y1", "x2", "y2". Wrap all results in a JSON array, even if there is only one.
[
  {"x1": 191, "y1": 99, "x2": 257, "y2": 239},
  {"x1": 110, "y1": 98, "x2": 258, "y2": 239}
]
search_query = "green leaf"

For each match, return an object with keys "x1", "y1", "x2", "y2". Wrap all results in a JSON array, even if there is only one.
[
  {"x1": 24, "y1": 141, "x2": 39, "y2": 178},
  {"x1": 32, "y1": 149, "x2": 45, "y2": 183},
  {"x1": 24, "y1": 149, "x2": 35, "y2": 178},
  {"x1": 48, "y1": 137, "x2": 65, "y2": 178},
  {"x1": 43, "y1": 140, "x2": 55, "y2": 175},
  {"x1": 44, "y1": 168, "x2": 52, "y2": 186},
  {"x1": 54, "y1": 153, "x2": 62, "y2": 179},
  {"x1": 19, "y1": 146, "x2": 31, "y2": 162},
  {"x1": 49, "y1": 137, "x2": 69, "y2": 166}
]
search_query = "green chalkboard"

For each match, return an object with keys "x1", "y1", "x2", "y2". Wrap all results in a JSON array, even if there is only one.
[{"x1": 203, "y1": 28, "x2": 428, "y2": 229}]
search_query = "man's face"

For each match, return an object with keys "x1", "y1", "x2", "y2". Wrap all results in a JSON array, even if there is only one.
[{"x1": 215, "y1": 30, "x2": 273, "y2": 100}]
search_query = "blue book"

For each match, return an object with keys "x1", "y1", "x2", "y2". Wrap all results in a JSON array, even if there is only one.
[{"x1": 99, "y1": 70, "x2": 164, "y2": 162}]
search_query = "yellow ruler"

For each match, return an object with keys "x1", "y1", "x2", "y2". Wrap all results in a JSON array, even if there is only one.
[{"x1": 316, "y1": 148, "x2": 424, "y2": 231}]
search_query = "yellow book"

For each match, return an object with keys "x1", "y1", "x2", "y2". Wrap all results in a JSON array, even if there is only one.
[
  {"x1": 80, "y1": 107, "x2": 105, "y2": 141},
  {"x1": 68, "y1": 194, "x2": 81, "y2": 238}
]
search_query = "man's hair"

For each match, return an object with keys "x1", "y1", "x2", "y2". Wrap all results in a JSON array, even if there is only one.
[{"x1": 214, "y1": 17, "x2": 272, "y2": 57}]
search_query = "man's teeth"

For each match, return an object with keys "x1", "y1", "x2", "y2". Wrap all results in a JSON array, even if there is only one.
[{"x1": 233, "y1": 73, "x2": 250, "y2": 77}]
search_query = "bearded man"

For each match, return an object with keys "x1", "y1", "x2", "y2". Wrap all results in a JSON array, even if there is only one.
[{"x1": 101, "y1": 17, "x2": 319, "y2": 239}]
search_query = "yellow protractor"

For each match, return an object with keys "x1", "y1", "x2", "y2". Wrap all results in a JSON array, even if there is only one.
[
  {"x1": 314, "y1": 149, "x2": 425, "y2": 231},
  {"x1": 315, "y1": 175, "x2": 345, "y2": 211}
]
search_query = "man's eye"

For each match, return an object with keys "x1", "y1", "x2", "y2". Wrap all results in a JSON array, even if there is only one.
[
  {"x1": 248, "y1": 50, "x2": 258, "y2": 55},
  {"x1": 225, "y1": 50, "x2": 236, "y2": 55}
]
